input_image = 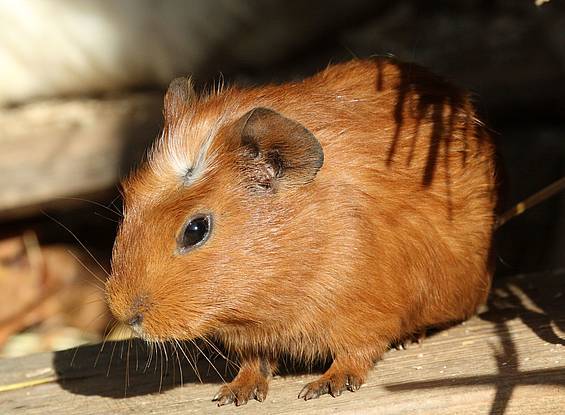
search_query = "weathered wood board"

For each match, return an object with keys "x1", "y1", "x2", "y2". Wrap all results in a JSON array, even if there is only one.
[
  {"x1": 0, "y1": 271, "x2": 563, "y2": 414},
  {"x1": 0, "y1": 94, "x2": 162, "y2": 219}
]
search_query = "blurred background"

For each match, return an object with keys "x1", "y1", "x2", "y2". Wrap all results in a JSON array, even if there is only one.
[{"x1": 0, "y1": 0, "x2": 563, "y2": 357}]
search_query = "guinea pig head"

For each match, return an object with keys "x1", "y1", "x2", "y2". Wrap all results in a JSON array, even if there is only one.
[{"x1": 105, "y1": 79, "x2": 324, "y2": 342}]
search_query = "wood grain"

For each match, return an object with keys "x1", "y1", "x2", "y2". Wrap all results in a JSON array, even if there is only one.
[
  {"x1": 0, "y1": 271, "x2": 563, "y2": 414},
  {"x1": 0, "y1": 94, "x2": 162, "y2": 219}
]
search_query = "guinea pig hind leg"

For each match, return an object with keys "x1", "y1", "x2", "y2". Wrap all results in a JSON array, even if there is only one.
[
  {"x1": 212, "y1": 356, "x2": 276, "y2": 406},
  {"x1": 298, "y1": 353, "x2": 374, "y2": 400}
]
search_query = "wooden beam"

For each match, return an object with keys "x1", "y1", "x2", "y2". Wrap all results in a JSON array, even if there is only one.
[
  {"x1": 0, "y1": 271, "x2": 563, "y2": 414},
  {"x1": 0, "y1": 93, "x2": 163, "y2": 219}
]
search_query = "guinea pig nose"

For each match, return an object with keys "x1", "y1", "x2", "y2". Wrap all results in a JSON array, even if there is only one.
[{"x1": 127, "y1": 313, "x2": 143, "y2": 327}]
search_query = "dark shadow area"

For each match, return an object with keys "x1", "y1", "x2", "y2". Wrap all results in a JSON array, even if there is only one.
[
  {"x1": 188, "y1": 0, "x2": 387, "y2": 85},
  {"x1": 378, "y1": 59, "x2": 474, "y2": 188},
  {"x1": 116, "y1": 92, "x2": 165, "y2": 182},
  {"x1": 383, "y1": 270, "x2": 565, "y2": 415},
  {"x1": 53, "y1": 338, "x2": 328, "y2": 399},
  {"x1": 370, "y1": 57, "x2": 488, "y2": 220},
  {"x1": 481, "y1": 270, "x2": 565, "y2": 345},
  {"x1": 53, "y1": 339, "x2": 234, "y2": 399},
  {"x1": 494, "y1": 127, "x2": 565, "y2": 276}
]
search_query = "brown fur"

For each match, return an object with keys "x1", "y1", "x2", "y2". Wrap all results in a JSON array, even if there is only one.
[{"x1": 106, "y1": 58, "x2": 498, "y2": 405}]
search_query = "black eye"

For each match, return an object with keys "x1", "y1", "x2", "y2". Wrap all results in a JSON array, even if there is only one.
[{"x1": 178, "y1": 215, "x2": 212, "y2": 253}]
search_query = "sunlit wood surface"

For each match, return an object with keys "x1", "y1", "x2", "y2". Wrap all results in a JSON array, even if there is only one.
[{"x1": 0, "y1": 271, "x2": 563, "y2": 414}]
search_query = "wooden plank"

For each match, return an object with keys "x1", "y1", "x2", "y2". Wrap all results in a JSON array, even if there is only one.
[
  {"x1": 0, "y1": 94, "x2": 163, "y2": 219},
  {"x1": 0, "y1": 270, "x2": 563, "y2": 414}
]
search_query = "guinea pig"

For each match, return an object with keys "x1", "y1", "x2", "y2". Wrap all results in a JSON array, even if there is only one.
[{"x1": 105, "y1": 57, "x2": 498, "y2": 406}]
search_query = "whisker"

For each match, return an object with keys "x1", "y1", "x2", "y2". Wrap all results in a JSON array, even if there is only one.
[
  {"x1": 175, "y1": 340, "x2": 202, "y2": 383},
  {"x1": 135, "y1": 340, "x2": 140, "y2": 372},
  {"x1": 107, "y1": 335, "x2": 119, "y2": 377},
  {"x1": 70, "y1": 310, "x2": 108, "y2": 367},
  {"x1": 154, "y1": 342, "x2": 159, "y2": 375},
  {"x1": 95, "y1": 319, "x2": 118, "y2": 368},
  {"x1": 170, "y1": 343, "x2": 176, "y2": 388},
  {"x1": 66, "y1": 249, "x2": 107, "y2": 289},
  {"x1": 42, "y1": 211, "x2": 111, "y2": 278},
  {"x1": 144, "y1": 341, "x2": 154, "y2": 372},
  {"x1": 94, "y1": 211, "x2": 120, "y2": 224},
  {"x1": 54, "y1": 196, "x2": 123, "y2": 217},
  {"x1": 70, "y1": 345, "x2": 81, "y2": 369},
  {"x1": 173, "y1": 342, "x2": 184, "y2": 388},
  {"x1": 75, "y1": 296, "x2": 105, "y2": 308},
  {"x1": 79, "y1": 279, "x2": 105, "y2": 294},
  {"x1": 162, "y1": 340, "x2": 169, "y2": 364},
  {"x1": 120, "y1": 336, "x2": 125, "y2": 359},
  {"x1": 190, "y1": 339, "x2": 232, "y2": 392},
  {"x1": 113, "y1": 186, "x2": 125, "y2": 215},
  {"x1": 158, "y1": 342, "x2": 164, "y2": 392},
  {"x1": 125, "y1": 337, "x2": 132, "y2": 397},
  {"x1": 202, "y1": 336, "x2": 238, "y2": 369},
  {"x1": 147, "y1": 340, "x2": 152, "y2": 366}
]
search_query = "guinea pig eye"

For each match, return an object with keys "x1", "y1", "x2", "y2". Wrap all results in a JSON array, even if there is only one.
[{"x1": 178, "y1": 214, "x2": 212, "y2": 253}]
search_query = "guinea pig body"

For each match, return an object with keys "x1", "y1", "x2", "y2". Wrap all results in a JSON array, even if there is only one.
[{"x1": 106, "y1": 58, "x2": 497, "y2": 405}]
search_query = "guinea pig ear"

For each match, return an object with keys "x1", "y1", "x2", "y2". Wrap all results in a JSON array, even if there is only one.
[
  {"x1": 164, "y1": 77, "x2": 195, "y2": 120},
  {"x1": 235, "y1": 107, "x2": 324, "y2": 191}
]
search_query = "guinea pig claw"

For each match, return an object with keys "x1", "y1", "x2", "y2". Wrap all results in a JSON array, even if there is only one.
[
  {"x1": 329, "y1": 388, "x2": 342, "y2": 398},
  {"x1": 213, "y1": 381, "x2": 268, "y2": 406},
  {"x1": 212, "y1": 389, "x2": 236, "y2": 406},
  {"x1": 298, "y1": 379, "x2": 331, "y2": 400},
  {"x1": 255, "y1": 388, "x2": 267, "y2": 402},
  {"x1": 235, "y1": 397, "x2": 249, "y2": 407},
  {"x1": 298, "y1": 383, "x2": 325, "y2": 400},
  {"x1": 299, "y1": 373, "x2": 363, "y2": 400},
  {"x1": 346, "y1": 376, "x2": 362, "y2": 392}
]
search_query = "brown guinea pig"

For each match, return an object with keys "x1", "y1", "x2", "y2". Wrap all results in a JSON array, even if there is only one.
[{"x1": 105, "y1": 57, "x2": 497, "y2": 406}]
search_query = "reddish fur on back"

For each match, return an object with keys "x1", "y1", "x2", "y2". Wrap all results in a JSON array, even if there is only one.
[{"x1": 106, "y1": 58, "x2": 497, "y2": 403}]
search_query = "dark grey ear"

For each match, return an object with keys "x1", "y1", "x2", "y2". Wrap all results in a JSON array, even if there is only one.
[
  {"x1": 164, "y1": 77, "x2": 195, "y2": 120},
  {"x1": 235, "y1": 107, "x2": 324, "y2": 191}
]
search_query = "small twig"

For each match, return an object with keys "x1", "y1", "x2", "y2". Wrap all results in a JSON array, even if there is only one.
[
  {"x1": 0, "y1": 376, "x2": 57, "y2": 393},
  {"x1": 496, "y1": 176, "x2": 565, "y2": 229}
]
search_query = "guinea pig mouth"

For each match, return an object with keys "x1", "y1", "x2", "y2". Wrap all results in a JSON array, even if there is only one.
[
  {"x1": 127, "y1": 313, "x2": 145, "y2": 337},
  {"x1": 105, "y1": 284, "x2": 201, "y2": 342}
]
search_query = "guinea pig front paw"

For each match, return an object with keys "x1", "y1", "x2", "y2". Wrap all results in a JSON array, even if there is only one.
[
  {"x1": 212, "y1": 378, "x2": 269, "y2": 406},
  {"x1": 298, "y1": 372, "x2": 363, "y2": 400},
  {"x1": 213, "y1": 357, "x2": 274, "y2": 406}
]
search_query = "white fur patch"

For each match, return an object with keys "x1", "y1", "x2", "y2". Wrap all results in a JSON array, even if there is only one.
[{"x1": 150, "y1": 113, "x2": 224, "y2": 189}]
